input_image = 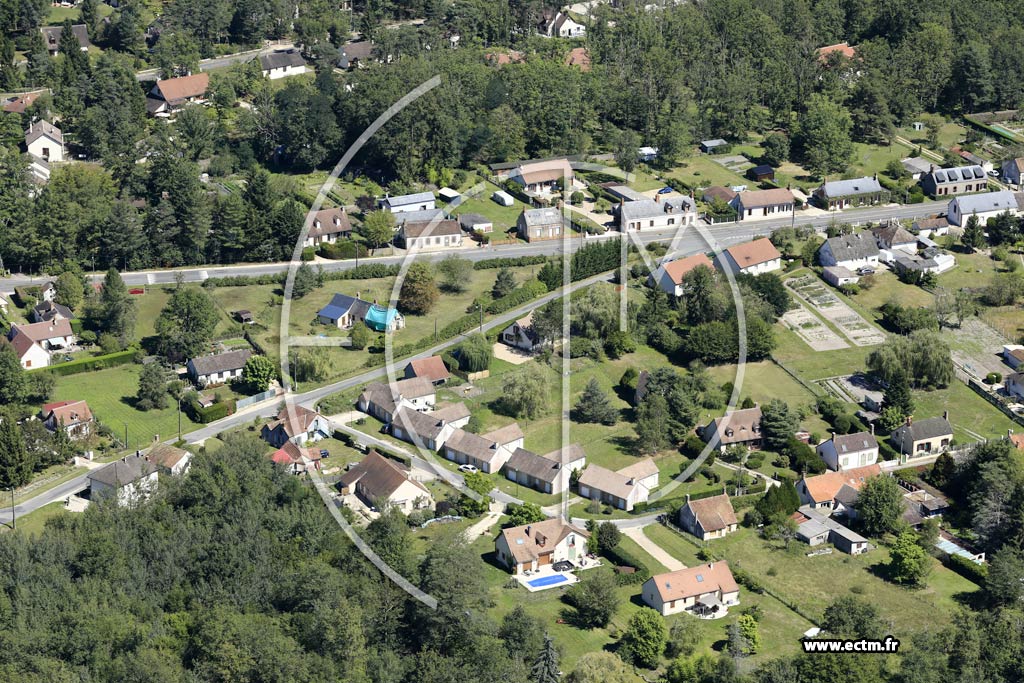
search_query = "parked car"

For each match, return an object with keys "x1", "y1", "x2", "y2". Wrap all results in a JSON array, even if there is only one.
[
  {"x1": 458, "y1": 464, "x2": 478, "y2": 474},
  {"x1": 657, "y1": 186, "x2": 673, "y2": 194},
  {"x1": 320, "y1": 449, "x2": 330, "y2": 458}
]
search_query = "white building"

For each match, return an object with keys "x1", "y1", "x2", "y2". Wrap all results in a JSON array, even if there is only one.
[
  {"x1": 25, "y1": 120, "x2": 64, "y2": 163},
  {"x1": 730, "y1": 188, "x2": 794, "y2": 221},
  {"x1": 817, "y1": 232, "x2": 881, "y2": 270},
  {"x1": 641, "y1": 563, "x2": 740, "y2": 618},
  {"x1": 380, "y1": 191, "x2": 436, "y2": 214},
  {"x1": 618, "y1": 196, "x2": 697, "y2": 231},
  {"x1": 817, "y1": 431, "x2": 879, "y2": 471},
  {"x1": 186, "y1": 349, "x2": 252, "y2": 387},
  {"x1": 577, "y1": 459, "x2": 658, "y2": 512},
  {"x1": 495, "y1": 518, "x2": 589, "y2": 574},
  {"x1": 652, "y1": 253, "x2": 715, "y2": 297},
  {"x1": 259, "y1": 50, "x2": 308, "y2": 79},
  {"x1": 87, "y1": 455, "x2": 159, "y2": 507},
  {"x1": 719, "y1": 238, "x2": 782, "y2": 275},
  {"x1": 947, "y1": 191, "x2": 1022, "y2": 227}
]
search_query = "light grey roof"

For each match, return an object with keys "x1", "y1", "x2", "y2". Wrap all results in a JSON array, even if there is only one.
[
  {"x1": 25, "y1": 120, "x2": 63, "y2": 146},
  {"x1": 832, "y1": 431, "x2": 877, "y2": 454},
  {"x1": 702, "y1": 139, "x2": 727, "y2": 146},
  {"x1": 458, "y1": 213, "x2": 491, "y2": 228},
  {"x1": 188, "y1": 349, "x2": 252, "y2": 376},
  {"x1": 902, "y1": 157, "x2": 932, "y2": 174},
  {"x1": 396, "y1": 208, "x2": 445, "y2": 224},
  {"x1": 798, "y1": 505, "x2": 867, "y2": 543},
  {"x1": 871, "y1": 224, "x2": 917, "y2": 246},
  {"x1": 260, "y1": 50, "x2": 306, "y2": 70},
  {"x1": 952, "y1": 190, "x2": 1018, "y2": 215},
  {"x1": 521, "y1": 207, "x2": 563, "y2": 227},
  {"x1": 834, "y1": 483, "x2": 861, "y2": 507},
  {"x1": 821, "y1": 176, "x2": 882, "y2": 198},
  {"x1": 891, "y1": 417, "x2": 953, "y2": 444},
  {"x1": 822, "y1": 232, "x2": 880, "y2": 262},
  {"x1": 87, "y1": 455, "x2": 156, "y2": 488},
  {"x1": 797, "y1": 518, "x2": 830, "y2": 539},
  {"x1": 384, "y1": 192, "x2": 435, "y2": 208},
  {"x1": 823, "y1": 265, "x2": 856, "y2": 279},
  {"x1": 392, "y1": 406, "x2": 448, "y2": 441},
  {"x1": 619, "y1": 197, "x2": 694, "y2": 223}
]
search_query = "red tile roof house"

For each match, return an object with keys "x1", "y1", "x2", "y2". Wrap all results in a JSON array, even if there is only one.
[
  {"x1": 270, "y1": 441, "x2": 323, "y2": 475},
  {"x1": 678, "y1": 492, "x2": 739, "y2": 540},
  {"x1": 41, "y1": 400, "x2": 93, "y2": 439},
  {"x1": 261, "y1": 405, "x2": 331, "y2": 448},
  {"x1": 7, "y1": 319, "x2": 76, "y2": 368},
  {"x1": 147, "y1": 73, "x2": 210, "y2": 114},
  {"x1": 717, "y1": 238, "x2": 783, "y2": 275},
  {"x1": 495, "y1": 518, "x2": 589, "y2": 574},
  {"x1": 641, "y1": 562, "x2": 740, "y2": 618},
  {"x1": 651, "y1": 253, "x2": 715, "y2": 297},
  {"x1": 338, "y1": 450, "x2": 433, "y2": 514},
  {"x1": 147, "y1": 443, "x2": 192, "y2": 476},
  {"x1": 796, "y1": 464, "x2": 883, "y2": 513},
  {"x1": 577, "y1": 458, "x2": 659, "y2": 511},
  {"x1": 403, "y1": 356, "x2": 451, "y2": 384}
]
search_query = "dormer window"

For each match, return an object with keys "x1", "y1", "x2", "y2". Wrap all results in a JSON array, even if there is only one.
[{"x1": 725, "y1": 428, "x2": 734, "y2": 437}]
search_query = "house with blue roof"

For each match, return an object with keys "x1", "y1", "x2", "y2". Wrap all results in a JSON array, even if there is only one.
[{"x1": 317, "y1": 293, "x2": 405, "y2": 332}]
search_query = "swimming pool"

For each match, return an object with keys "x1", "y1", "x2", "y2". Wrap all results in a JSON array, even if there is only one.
[{"x1": 526, "y1": 574, "x2": 569, "y2": 588}]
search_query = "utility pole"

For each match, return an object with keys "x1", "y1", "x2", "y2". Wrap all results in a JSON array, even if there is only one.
[
  {"x1": 177, "y1": 397, "x2": 182, "y2": 440},
  {"x1": 123, "y1": 422, "x2": 129, "y2": 450},
  {"x1": 9, "y1": 488, "x2": 14, "y2": 530},
  {"x1": 477, "y1": 303, "x2": 483, "y2": 333}
]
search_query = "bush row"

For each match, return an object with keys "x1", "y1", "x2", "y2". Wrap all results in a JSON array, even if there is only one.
[
  {"x1": 941, "y1": 551, "x2": 988, "y2": 585},
  {"x1": 472, "y1": 255, "x2": 548, "y2": 270},
  {"x1": 185, "y1": 398, "x2": 235, "y2": 424},
  {"x1": 603, "y1": 544, "x2": 652, "y2": 586},
  {"x1": 484, "y1": 280, "x2": 548, "y2": 315},
  {"x1": 42, "y1": 349, "x2": 138, "y2": 377}
]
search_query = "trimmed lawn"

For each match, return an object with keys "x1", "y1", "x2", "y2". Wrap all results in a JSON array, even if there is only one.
[
  {"x1": 6, "y1": 502, "x2": 71, "y2": 537},
  {"x1": 52, "y1": 365, "x2": 203, "y2": 449},
  {"x1": 667, "y1": 156, "x2": 748, "y2": 189},
  {"x1": 448, "y1": 178, "x2": 534, "y2": 233},
  {"x1": 912, "y1": 381, "x2": 1018, "y2": 442},
  {"x1": 847, "y1": 271, "x2": 934, "y2": 319},
  {"x1": 771, "y1": 324, "x2": 871, "y2": 381},
  {"x1": 936, "y1": 250, "x2": 1002, "y2": 292},
  {"x1": 704, "y1": 361, "x2": 830, "y2": 434}
]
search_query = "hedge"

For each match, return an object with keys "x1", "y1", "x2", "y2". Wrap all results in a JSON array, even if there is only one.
[
  {"x1": 185, "y1": 398, "x2": 235, "y2": 424},
  {"x1": 472, "y1": 255, "x2": 548, "y2": 270},
  {"x1": 42, "y1": 349, "x2": 137, "y2": 376},
  {"x1": 484, "y1": 280, "x2": 548, "y2": 314},
  {"x1": 942, "y1": 552, "x2": 988, "y2": 585},
  {"x1": 603, "y1": 544, "x2": 652, "y2": 585}
]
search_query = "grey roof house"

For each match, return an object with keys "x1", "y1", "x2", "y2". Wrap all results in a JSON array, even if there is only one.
[
  {"x1": 889, "y1": 414, "x2": 954, "y2": 456},
  {"x1": 814, "y1": 176, "x2": 886, "y2": 210},
  {"x1": 920, "y1": 165, "x2": 988, "y2": 198},
  {"x1": 817, "y1": 232, "x2": 881, "y2": 269},
  {"x1": 186, "y1": 349, "x2": 253, "y2": 387},
  {"x1": 517, "y1": 207, "x2": 564, "y2": 242}
]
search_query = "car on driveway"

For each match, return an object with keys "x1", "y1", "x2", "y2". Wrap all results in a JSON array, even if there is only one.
[
  {"x1": 458, "y1": 464, "x2": 478, "y2": 474},
  {"x1": 657, "y1": 186, "x2": 674, "y2": 194},
  {"x1": 320, "y1": 449, "x2": 330, "y2": 458}
]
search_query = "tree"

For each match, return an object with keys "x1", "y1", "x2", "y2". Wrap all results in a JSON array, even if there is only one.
[
  {"x1": 613, "y1": 129, "x2": 642, "y2": 172},
  {"x1": 882, "y1": 369, "x2": 914, "y2": 420},
  {"x1": 505, "y1": 502, "x2": 546, "y2": 527},
  {"x1": 636, "y1": 393, "x2": 671, "y2": 454},
  {"x1": 54, "y1": 271, "x2": 84, "y2": 310},
  {"x1": 793, "y1": 94, "x2": 854, "y2": 177},
  {"x1": 888, "y1": 531, "x2": 932, "y2": 585},
  {"x1": 596, "y1": 522, "x2": 622, "y2": 553},
  {"x1": 398, "y1": 263, "x2": 440, "y2": 315},
  {"x1": 241, "y1": 355, "x2": 275, "y2": 393},
  {"x1": 666, "y1": 618, "x2": 703, "y2": 660},
  {"x1": 350, "y1": 324, "x2": 371, "y2": 350},
  {"x1": 0, "y1": 344, "x2": 27, "y2": 405},
  {"x1": 987, "y1": 211, "x2": 1020, "y2": 246},
  {"x1": 985, "y1": 546, "x2": 1024, "y2": 607},
  {"x1": 761, "y1": 132, "x2": 790, "y2": 167},
  {"x1": 136, "y1": 362, "x2": 169, "y2": 411},
  {"x1": 566, "y1": 652, "x2": 634, "y2": 683},
  {"x1": 961, "y1": 215, "x2": 985, "y2": 252},
  {"x1": 436, "y1": 255, "x2": 473, "y2": 293},
  {"x1": 855, "y1": 475, "x2": 905, "y2": 536},
  {"x1": 866, "y1": 330, "x2": 954, "y2": 389},
  {"x1": 292, "y1": 263, "x2": 318, "y2": 299},
  {"x1": 621, "y1": 607, "x2": 667, "y2": 668},
  {"x1": 153, "y1": 31, "x2": 200, "y2": 79},
  {"x1": 737, "y1": 614, "x2": 761, "y2": 655},
  {"x1": 565, "y1": 572, "x2": 620, "y2": 628},
  {"x1": 821, "y1": 596, "x2": 883, "y2": 638},
  {"x1": 99, "y1": 268, "x2": 136, "y2": 347},
  {"x1": 928, "y1": 452, "x2": 956, "y2": 489},
  {"x1": 759, "y1": 399, "x2": 799, "y2": 452},
  {"x1": 492, "y1": 268, "x2": 517, "y2": 299},
  {"x1": 154, "y1": 287, "x2": 219, "y2": 359},
  {"x1": 360, "y1": 210, "x2": 396, "y2": 249},
  {"x1": 454, "y1": 335, "x2": 491, "y2": 372},
  {"x1": 573, "y1": 378, "x2": 618, "y2": 425},
  {"x1": 498, "y1": 365, "x2": 548, "y2": 419},
  {"x1": 531, "y1": 636, "x2": 560, "y2": 683},
  {"x1": 0, "y1": 409, "x2": 32, "y2": 490},
  {"x1": 498, "y1": 606, "x2": 544, "y2": 664}
]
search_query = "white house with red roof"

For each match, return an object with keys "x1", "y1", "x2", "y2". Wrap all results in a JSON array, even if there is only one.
[
  {"x1": 652, "y1": 253, "x2": 715, "y2": 297},
  {"x1": 41, "y1": 400, "x2": 93, "y2": 439},
  {"x1": 718, "y1": 238, "x2": 782, "y2": 275}
]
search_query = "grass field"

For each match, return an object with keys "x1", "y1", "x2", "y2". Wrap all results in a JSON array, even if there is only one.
[
  {"x1": 53, "y1": 366, "x2": 203, "y2": 449},
  {"x1": 666, "y1": 156, "x2": 748, "y2": 189},
  {"x1": 771, "y1": 324, "x2": 872, "y2": 382},
  {"x1": 912, "y1": 380, "x2": 1018, "y2": 442},
  {"x1": 447, "y1": 179, "x2": 533, "y2": 234},
  {"x1": 704, "y1": 361, "x2": 830, "y2": 434},
  {"x1": 4, "y1": 502, "x2": 71, "y2": 537},
  {"x1": 847, "y1": 271, "x2": 934, "y2": 318},
  {"x1": 936, "y1": 250, "x2": 1002, "y2": 292}
]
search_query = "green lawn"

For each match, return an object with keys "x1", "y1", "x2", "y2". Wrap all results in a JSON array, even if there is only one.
[
  {"x1": 448, "y1": 179, "x2": 533, "y2": 234},
  {"x1": 912, "y1": 380, "x2": 1018, "y2": 442},
  {"x1": 666, "y1": 156, "x2": 748, "y2": 189},
  {"x1": 52, "y1": 365, "x2": 203, "y2": 449},
  {"x1": 847, "y1": 271, "x2": 934, "y2": 319},
  {"x1": 704, "y1": 361, "x2": 830, "y2": 434},
  {"x1": 5, "y1": 502, "x2": 71, "y2": 537},
  {"x1": 936, "y1": 250, "x2": 1002, "y2": 292},
  {"x1": 771, "y1": 324, "x2": 872, "y2": 382}
]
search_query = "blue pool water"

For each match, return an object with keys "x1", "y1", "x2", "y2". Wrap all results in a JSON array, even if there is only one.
[{"x1": 527, "y1": 574, "x2": 569, "y2": 588}]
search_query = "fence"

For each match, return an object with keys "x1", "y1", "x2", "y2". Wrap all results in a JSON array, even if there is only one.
[
  {"x1": 964, "y1": 375, "x2": 1024, "y2": 429},
  {"x1": 236, "y1": 389, "x2": 278, "y2": 410}
]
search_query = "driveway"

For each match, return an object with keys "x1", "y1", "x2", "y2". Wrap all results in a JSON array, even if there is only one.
[{"x1": 623, "y1": 526, "x2": 685, "y2": 571}]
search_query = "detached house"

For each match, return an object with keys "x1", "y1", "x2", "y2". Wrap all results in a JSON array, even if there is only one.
[
  {"x1": 87, "y1": 455, "x2": 158, "y2": 507},
  {"x1": 501, "y1": 311, "x2": 543, "y2": 352},
  {"x1": 818, "y1": 232, "x2": 880, "y2": 270},
  {"x1": 31, "y1": 300, "x2": 72, "y2": 323},
  {"x1": 390, "y1": 402, "x2": 470, "y2": 451},
  {"x1": 495, "y1": 518, "x2": 589, "y2": 574},
  {"x1": 25, "y1": 120, "x2": 64, "y2": 164},
  {"x1": 653, "y1": 254, "x2": 715, "y2": 297},
  {"x1": 508, "y1": 159, "x2": 574, "y2": 194},
  {"x1": 396, "y1": 219, "x2": 464, "y2": 250},
  {"x1": 186, "y1": 349, "x2": 251, "y2": 387},
  {"x1": 577, "y1": 459, "x2": 659, "y2": 511},
  {"x1": 148, "y1": 443, "x2": 192, "y2": 476},
  {"x1": 920, "y1": 165, "x2": 988, "y2": 197},
  {"x1": 259, "y1": 50, "x2": 307, "y2": 79},
  {"x1": 269, "y1": 441, "x2": 323, "y2": 475},
  {"x1": 147, "y1": 73, "x2": 210, "y2": 115},
  {"x1": 380, "y1": 191, "x2": 436, "y2": 214},
  {"x1": 730, "y1": 188, "x2": 794, "y2": 221},
  {"x1": 701, "y1": 406, "x2": 763, "y2": 451},
  {"x1": 794, "y1": 506, "x2": 870, "y2": 555},
  {"x1": 41, "y1": 400, "x2": 93, "y2": 439},
  {"x1": 641, "y1": 563, "x2": 740, "y2": 618},
  {"x1": 8, "y1": 319, "x2": 76, "y2": 368},
  {"x1": 317, "y1": 293, "x2": 404, "y2": 332},
  {"x1": 261, "y1": 405, "x2": 330, "y2": 448},
  {"x1": 40, "y1": 24, "x2": 90, "y2": 55},
  {"x1": 404, "y1": 356, "x2": 450, "y2": 384},
  {"x1": 357, "y1": 377, "x2": 436, "y2": 423},
  {"x1": 797, "y1": 464, "x2": 882, "y2": 511},
  {"x1": 443, "y1": 423, "x2": 524, "y2": 473},
  {"x1": 339, "y1": 450, "x2": 433, "y2": 514},
  {"x1": 817, "y1": 431, "x2": 879, "y2": 471},
  {"x1": 719, "y1": 238, "x2": 782, "y2": 275},
  {"x1": 337, "y1": 41, "x2": 378, "y2": 70},
  {"x1": 618, "y1": 196, "x2": 698, "y2": 231},
  {"x1": 504, "y1": 443, "x2": 587, "y2": 495},
  {"x1": 678, "y1": 493, "x2": 738, "y2": 540},
  {"x1": 947, "y1": 191, "x2": 1023, "y2": 227},
  {"x1": 543, "y1": 11, "x2": 586, "y2": 38},
  {"x1": 304, "y1": 208, "x2": 351, "y2": 247},
  {"x1": 813, "y1": 176, "x2": 886, "y2": 210},
  {"x1": 889, "y1": 414, "x2": 953, "y2": 456},
  {"x1": 1001, "y1": 157, "x2": 1024, "y2": 185},
  {"x1": 517, "y1": 207, "x2": 564, "y2": 242}
]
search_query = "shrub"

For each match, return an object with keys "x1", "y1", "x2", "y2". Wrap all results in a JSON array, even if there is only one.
[
  {"x1": 300, "y1": 247, "x2": 316, "y2": 261},
  {"x1": 43, "y1": 350, "x2": 137, "y2": 377},
  {"x1": 986, "y1": 372, "x2": 1002, "y2": 385}
]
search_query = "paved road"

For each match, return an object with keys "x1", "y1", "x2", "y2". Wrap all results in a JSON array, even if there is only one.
[
  {"x1": 0, "y1": 201, "x2": 949, "y2": 291},
  {"x1": 135, "y1": 43, "x2": 298, "y2": 82},
  {"x1": 0, "y1": 471, "x2": 90, "y2": 526}
]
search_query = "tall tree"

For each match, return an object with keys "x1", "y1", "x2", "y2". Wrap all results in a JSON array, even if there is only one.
[
  {"x1": 492, "y1": 268, "x2": 517, "y2": 299},
  {"x1": 573, "y1": 378, "x2": 618, "y2": 426},
  {"x1": 793, "y1": 94, "x2": 854, "y2": 177},
  {"x1": 359, "y1": 211, "x2": 396, "y2": 250},
  {"x1": 621, "y1": 607, "x2": 667, "y2": 668},
  {"x1": 154, "y1": 287, "x2": 220, "y2": 359},
  {"x1": 855, "y1": 475, "x2": 905, "y2": 536},
  {"x1": 398, "y1": 263, "x2": 439, "y2": 315},
  {"x1": 99, "y1": 268, "x2": 136, "y2": 347},
  {"x1": 0, "y1": 344, "x2": 26, "y2": 405},
  {"x1": 0, "y1": 410, "x2": 32, "y2": 490},
  {"x1": 531, "y1": 636, "x2": 560, "y2": 683},
  {"x1": 136, "y1": 362, "x2": 169, "y2": 411},
  {"x1": 759, "y1": 399, "x2": 799, "y2": 452}
]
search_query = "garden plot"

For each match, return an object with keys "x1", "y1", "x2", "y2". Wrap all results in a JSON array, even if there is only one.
[
  {"x1": 786, "y1": 275, "x2": 886, "y2": 347},
  {"x1": 712, "y1": 154, "x2": 754, "y2": 177},
  {"x1": 781, "y1": 304, "x2": 850, "y2": 351},
  {"x1": 944, "y1": 318, "x2": 1013, "y2": 381}
]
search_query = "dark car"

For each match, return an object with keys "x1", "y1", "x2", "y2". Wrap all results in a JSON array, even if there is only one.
[
  {"x1": 320, "y1": 449, "x2": 330, "y2": 458},
  {"x1": 657, "y1": 186, "x2": 673, "y2": 194}
]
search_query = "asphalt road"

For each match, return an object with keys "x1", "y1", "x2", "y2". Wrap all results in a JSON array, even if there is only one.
[
  {"x1": 0, "y1": 471, "x2": 90, "y2": 526},
  {"x1": 135, "y1": 43, "x2": 298, "y2": 82}
]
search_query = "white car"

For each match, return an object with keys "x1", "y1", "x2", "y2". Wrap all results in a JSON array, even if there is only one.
[{"x1": 458, "y1": 464, "x2": 478, "y2": 474}]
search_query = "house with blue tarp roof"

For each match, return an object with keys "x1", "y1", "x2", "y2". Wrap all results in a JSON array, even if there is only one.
[{"x1": 317, "y1": 293, "x2": 404, "y2": 332}]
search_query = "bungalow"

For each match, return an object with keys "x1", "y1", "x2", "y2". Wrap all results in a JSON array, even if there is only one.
[
  {"x1": 817, "y1": 42, "x2": 856, "y2": 61},
  {"x1": 678, "y1": 493, "x2": 738, "y2": 540},
  {"x1": 501, "y1": 311, "x2": 542, "y2": 352},
  {"x1": 304, "y1": 208, "x2": 351, "y2": 247},
  {"x1": 458, "y1": 212, "x2": 493, "y2": 233},
  {"x1": 186, "y1": 349, "x2": 251, "y2": 387},
  {"x1": 700, "y1": 139, "x2": 728, "y2": 154},
  {"x1": 404, "y1": 356, "x2": 450, "y2": 384},
  {"x1": 618, "y1": 196, "x2": 697, "y2": 231},
  {"x1": 443, "y1": 423, "x2": 524, "y2": 473},
  {"x1": 871, "y1": 224, "x2": 917, "y2": 253},
  {"x1": 577, "y1": 458, "x2": 658, "y2": 512},
  {"x1": 1001, "y1": 158, "x2": 1024, "y2": 185},
  {"x1": 947, "y1": 190, "x2": 1023, "y2": 226},
  {"x1": 817, "y1": 232, "x2": 880, "y2": 270},
  {"x1": 729, "y1": 188, "x2": 794, "y2": 221},
  {"x1": 357, "y1": 377, "x2": 436, "y2": 423},
  {"x1": 543, "y1": 11, "x2": 586, "y2": 38},
  {"x1": 317, "y1": 293, "x2": 404, "y2": 332},
  {"x1": 41, "y1": 400, "x2": 93, "y2": 439},
  {"x1": 813, "y1": 176, "x2": 886, "y2": 210},
  {"x1": 87, "y1": 455, "x2": 158, "y2": 507},
  {"x1": 259, "y1": 50, "x2": 307, "y2": 79},
  {"x1": 495, "y1": 518, "x2": 589, "y2": 574},
  {"x1": 148, "y1": 443, "x2": 192, "y2": 476},
  {"x1": 652, "y1": 253, "x2": 715, "y2": 297},
  {"x1": 508, "y1": 159, "x2": 574, "y2": 194},
  {"x1": 822, "y1": 265, "x2": 859, "y2": 288},
  {"x1": 889, "y1": 414, "x2": 953, "y2": 456},
  {"x1": 396, "y1": 219, "x2": 464, "y2": 250},
  {"x1": 793, "y1": 506, "x2": 870, "y2": 555},
  {"x1": 269, "y1": 441, "x2": 323, "y2": 475},
  {"x1": 390, "y1": 402, "x2": 470, "y2": 451},
  {"x1": 261, "y1": 405, "x2": 330, "y2": 448},
  {"x1": 893, "y1": 250, "x2": 956, "y2": 276},
  {"x1": 902, "y1": 157, "x2": 933, "y2": 181},
  {"x1": 2, "y1": 91, "x2": 41, "y2": 114},
  {"x1": 702, "y1": 186, "x2": 738, "y2": 204},
  {"x1": 380, "y1": 191, "x2": 436, "y2": 214},
  {"x1": 641, "y1": 562, "x2": 740, "y2": 618},
  {"x1": 31, "y1": 300, "x2": 72, "y2": 323},
  {"x1": 796, "y1": 464, "x2": 883, "y2": 511},
  {"x1": 504, "y1": 443, "x2": 587, "y2": 495},
  {"x1": 718, "y1": 238, "x2": 782, "y2": 275},
  {"x1": 338, "y1": 450, "x2": 433, "y2": 514},
  {"x1": 817, "y1": 431, "x2": 879, "y2": 471},
  {"x1": 920, "y1": 165, "x2": 988, "y2": 198},
  {"x1": 1003, "y1": 344, "x2": 1024, "y2": 370},
  {"x1": 337, "y1": 41, "x2": 378, "y2": 70},
  {"x1": 40, "y1": 24, "x2": 90, "y2": 55},
  {"x1": 701, "y1": 406, "x2": 763, "y2": 452},
  {"x1": 517, "y1": 207, "x2": 564, "y2": 242},
  {"x1": 25, "y1": 120, "x2": 64, "y2": 164},
  {"x1": 147, "y1": 73, "x2": 210, "y2": 114},
  {"x1": 912, "y1": 216, "x2": 951, "y2": 238}
]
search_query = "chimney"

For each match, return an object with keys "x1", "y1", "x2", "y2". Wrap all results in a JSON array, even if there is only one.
[
  {"x1": 870, "y1": 423, "x2": 875, "y2": 435},
  {"x1": 929, "y1": 164, "x2": 935, "y2": 173},
  {"x1": 525, "y1": 525, "x2": 531, "y2": 536},
  {"x1": 831, "y1": 431, "x2": 836, "y2": 440},
  {"x1": 685, "y1": 493, "x2": 691, "y2": 503},
  {"x1": 655, "y1": 192, "x2": 660, "y2": 203},
  {"x1": 943, "y1": 410, "x2": 949, "y2": 421},
  {"x1": 627, "y1": 477, "x2": 635, "y2": 485}
]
